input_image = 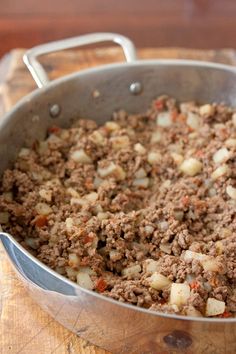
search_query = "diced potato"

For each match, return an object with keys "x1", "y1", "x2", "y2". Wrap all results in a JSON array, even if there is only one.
[
  {"x1": 201, "y1": 258, "x2": 222, "y2": 272},
  {"x1": 186, "y1": 112, "x2": 200, "y2": 130},
  {"x1": 68, "y1": 253, "x2": 80, "y2": 268},
  {"x1": 149, "y1": 273, "x2": 172, "y2": 290},
  {"x1": 18, "y1": 147, "x2": 30, "y2": 158},
  {"x1": 39, "y1": 189, "x2": 52, "y2": 202},
  {"x1": 77, "y1": 272, "x2": 94, "y2": 290},
  {"x1": 97, "y1": 212, "x2": 109, "y2": 220},
  {"x1": 156, "y1": 112, "x2": 172, "y2": 127},
  {"x1": 211, "y1": 164, "x2": 231, "y2": 180},
  {"x1": 79, "y1": 266, "x2": 95, "y2": 275},
  {"x1": 226, "y1": 185, "x2": 236, "y2": 200},
  {"x1": 170, "y1": 283, "x2": 190, "y2": 306},
  {"x1": 133, "y1": 177, "x2": 150, "y2": 188},
  {"x1": 35, "y1": 202, "x2": 52, "y2": 215},
  {"x1": 151, "y1": 130, "x2": 162, "y2": 143},
  {"x1": 143, "y1": 259, "x2": 160, "y2": 274},
  {"x1": 97, "y1": 162, "x2": 126, "y2": 180},
  {"x1": 66, "y1": 266, "x2": 78, "y2": 279},
  {"x1": 71, "y1": 149, "x2": 92, "y2": 164},
  {"x1": 213, "y1": 148, "x2": 231, "y2": 164},
  {"x1": 205, "y1": 298, "x2": 225, "y2": 316},
  {"x1": 183, "y1": 250, "x2": 207, "y2": 263},
  {"x1": 147, "y1": 151, "x2": 161, "y2": 165},
  {"x1": 85, "y1": 192, "x2": 98, "y2": 202},
  {"x1": 199, "y1": 104, "x2": 214, "y2": 118},
  {"x1": 180, "y1": 158, "x2": 202, "y2": 176},
  {"x1": 105, "y1": 121, "x2": 120, "y2": 131},
  {"x1": 135, "y1": 168, "x2": 147, "y2": 179},
  {"x1": 134, "y1": 143, "x2": 146, "y2": 155},
  {"x1": 89, "y1": 131, "x2": 105, "y2": 146},
  {"x1": 122, "y1": 264, "x2": 142, "y2": 277},
  {"x1": 66, "y1": 187, "x2": 80, "y2": 198},
  {"x1": 110, "y1": 136, "x2": 130, "y2": 150},
  {"x1": 171, "y1": 152, "x2": 184, "y2": 165},
  {"x1": 0, "y1": 211, "x2": 9, "y2": 224},
  {"x1": 185, "y1": 306, "x2": 203, "y2": 317}
]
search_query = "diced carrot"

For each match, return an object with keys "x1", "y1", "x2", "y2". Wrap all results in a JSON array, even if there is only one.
[
  {"x1": 195, "y1": 150, "x2": 204, "y2": 158},
  {"x1": 219, "y1": 311, "x2": 232, "y2": 318},
  {"x1": 190, "y1": 280, "x2": 200, "y2": 290},
  {"x1": 83, "y1": 234, "x2": 94, "y2": 244},
  {"x1": 154, "y1": 99, "x2": 164, "y2": 111},
  {"x1": 171, "y1": 110, "x2": 178, "y2": 121},
  {"x1": 33, "y1": 215, "x2": 48, "y2": 227},
  {"x1": 48, "y1": 125, "x2": 61, "y2": 134},
  {"x1": 181, "y1": 195, "x2": 190, "y2": 207},
  {"x1": 96, "y1": 278, "x2": 107, "y2": 292}
]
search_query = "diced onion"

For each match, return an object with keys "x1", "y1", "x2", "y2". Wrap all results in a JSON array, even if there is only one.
[
  {"x1": 85, "y1": 192, "x2": 98, "y2": 202},
  {"x1": 98, "y1": 162, "x2": 126, "y2": 180},
  {"x1": 65, "y1": 217, "x2": 74, "y2": 232},
  {"x1": 180, "y1": 158, "x2": 202, "y2": 176},
  {"x1": 105, "y1": 121, "x2": 120, "y2": 131},
  {"x1": 89, "y1": 131, "x2": 105, "y2": 146},
  {"x1": 205, "y1": 298, "x2": 225, "y2": 316},
  {"x1": 201, "y1": 258, "x2": 222, "y2": 272},
  {"x1": 149, "y1": 273, "x2": 172, "y2": 290},
  {"x1": 97, "y1": 212, "x2": 109, "y2": 220},
  {"x1": 170, "y1": 283, "x2": 190, "y2": 306},
  {"x1": 18, "y1": 148, "x2": 30, "y2": 158}
]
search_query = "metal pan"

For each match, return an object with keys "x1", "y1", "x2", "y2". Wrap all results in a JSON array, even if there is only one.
[{"x1": 0, "y1": 33, "x2": 236, "y2": 354}]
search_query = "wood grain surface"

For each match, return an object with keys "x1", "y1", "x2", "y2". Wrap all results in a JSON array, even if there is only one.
[
  {"x1": 1, "y1": 46, "x2": 236, "y2": 354},
  {"x1": 2, "y1": 0, "x2": 236, "y2": 58}
]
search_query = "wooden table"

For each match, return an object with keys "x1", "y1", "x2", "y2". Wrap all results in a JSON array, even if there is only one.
[{"x1": 1, "y1": 46, "x2": 236, "y2": 354}]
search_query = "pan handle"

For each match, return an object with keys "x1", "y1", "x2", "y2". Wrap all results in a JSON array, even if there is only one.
[{"x1": 23, "y1": 33, "x2": 137, "y2": 88}]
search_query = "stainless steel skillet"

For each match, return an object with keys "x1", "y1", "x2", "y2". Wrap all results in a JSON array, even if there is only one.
[{"x1": 0, "y1": 33, "x2": 236, "y2": 354}]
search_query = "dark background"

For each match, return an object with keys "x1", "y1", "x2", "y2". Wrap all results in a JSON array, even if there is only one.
[{"x1": 1, "y1": 0, "x2": 236, "y2": 58}]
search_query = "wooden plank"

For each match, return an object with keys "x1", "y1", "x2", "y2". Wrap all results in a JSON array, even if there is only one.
[{"x1": 1, "y1": 46, "x2": 236, "y2": 354}]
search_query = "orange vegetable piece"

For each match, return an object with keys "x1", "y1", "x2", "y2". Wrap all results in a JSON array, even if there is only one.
[{"x1": 96, "y1": 278, "x2": 107, "y2": 292}]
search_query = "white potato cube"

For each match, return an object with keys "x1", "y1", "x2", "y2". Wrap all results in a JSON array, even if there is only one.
[
  {"x1": 35, "y1": 202, "x2": 52, "y2": 215},
  {"x1": 213, "y1": 148, "x2": 231, "y2": 164},
  {"x1": 134, "y1": 143, "x2": 146, "y2": 155},
  {"x1": 211, "y1": 164, "x2": 231, "y2": 180},
  {"x1": 180, "y1": 158, "x2": 202, "y2": 176},
  {"x1": 156, "y1": 112, "x2": 172, "y2": 127},
  {"x1": 186, "y1": 112, "x2": 200, "y2": 130},
  {"x1": 205, "y1": 298, "x2": 225, "y2": 316},
  {"x1": 77, "y1": 272, "x2": 94, "y2": 290},
  {"x1": 71, "y1": 149, "x2": 92, "y2": 164},
  {"x1": 133, "y1": 177, "x2": 150, "y2": 188},
  {"x1": 226, "y1": 185, "x2": 236, "y2": 200},
  {"x1": 170, "y1": 283, "x2": 190, "y2": 306},
  {"x1": 122, "y1": 264, "x2": 142, "y2": 277}
]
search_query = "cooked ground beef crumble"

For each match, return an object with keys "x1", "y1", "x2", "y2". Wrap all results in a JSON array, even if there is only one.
[{"x1": 1, "y1": 95, "x2": 236, "y2": 318}]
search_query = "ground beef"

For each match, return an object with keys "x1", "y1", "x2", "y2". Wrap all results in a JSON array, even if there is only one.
[{"x1": 1, "y1": 96, "x2": 236, "y2": 318}]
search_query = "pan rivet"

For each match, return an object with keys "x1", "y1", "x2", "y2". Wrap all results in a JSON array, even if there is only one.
[
  {"x1": 130, "y1": 82, "x2": 142, "y2": 95},
  {"x1": 49, "y1": 104, "x2": 61, "y2": 118}
]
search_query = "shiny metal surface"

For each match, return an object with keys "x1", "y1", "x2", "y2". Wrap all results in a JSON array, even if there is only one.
[
  {"x1": 1, "y1": 34, "x2": 236, "y2": 353},
  {"x1": 23, "y1": 33, "x2": 137, "y2": 88}
]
